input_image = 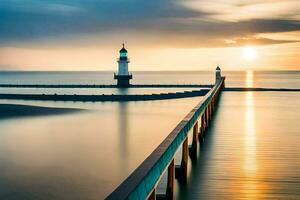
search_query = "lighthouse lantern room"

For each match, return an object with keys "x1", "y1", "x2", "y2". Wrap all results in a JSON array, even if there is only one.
[{"x1": 114, "y1": 44, "x2": 133, "y2": 87}]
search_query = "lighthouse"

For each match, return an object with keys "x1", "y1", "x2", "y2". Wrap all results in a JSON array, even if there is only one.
[
  {"x1": 215, "y1": 66, "x2": 222, "y2": 84},
  {"x1": 114, "y1": 44, "x2": 132, "y2": 87}
]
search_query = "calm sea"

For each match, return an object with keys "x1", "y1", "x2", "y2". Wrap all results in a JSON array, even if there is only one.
[{"x1": 0, "y1": 71, "x2": 299, "y2": 199}]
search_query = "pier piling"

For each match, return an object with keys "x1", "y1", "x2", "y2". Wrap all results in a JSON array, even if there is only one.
[
  {"x1": 175, "y1": 137, "x2": 188, "y2": 181},
  {"x1": 199, "y1": 114, "x2": 205, "y2": 143},
  {"x1": 205, "y1": 107, "x2": 209, "y2": 128},
  {"x1": 148, "y1": 189, "x2": 156, "y2": 200},
  {"x1": 166, "y1": 159, "x2": 175, "y2": 199},
  {"x1": 189, "y1": 121, "x2": 199, "y2": 159}
]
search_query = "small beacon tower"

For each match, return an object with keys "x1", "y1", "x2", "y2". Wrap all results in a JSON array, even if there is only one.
[
  {"x1": 215, "y1": 66, "x2": 222, "y2": 84},
  {"x1": 114, "y1": 44, "x2": 132, "y2": 87}
]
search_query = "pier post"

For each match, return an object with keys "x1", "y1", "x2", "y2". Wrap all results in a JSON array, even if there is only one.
[
  {"x1": 199, "y1": 114, "x2": 205, "y2": 143},
  {"x1": 148, "y1": 189, "x2": 156, "y2": 200},
  {"x1": 205, "y1": 107, "x2": 209, "y2": 127},
  {"x1": 209, "y1": 103, "x2": 212, "y2": 120},
  {"x1": 175, "y1": 137, "x2": 188, "y2": 181},
  {"x1": 189, "y1": 121, "x2": 198, "y2": 159},
  {"x1": 203, "y1": 109, "x2": 206, "y2": 131},
  {"x1": 209, "y1": 104, "x2": 211, "y2": 121},
  {"x1": 166, "y1": 159, "x2": 175, "y2": 200},
  {"x1": 214, "y1": 97, "x2": 216, "y2": 110}
]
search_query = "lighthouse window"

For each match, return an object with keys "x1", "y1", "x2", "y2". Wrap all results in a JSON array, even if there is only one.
[{"x1": 120, "y1": 52, "x2": 127, "y2": 57}]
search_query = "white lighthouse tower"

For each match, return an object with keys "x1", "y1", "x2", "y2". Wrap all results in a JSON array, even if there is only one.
[
  {"x1": 215, "y1": 66, "x2": 222, "y2": 84},
  {"x1": 114, "y1": 44, "x2": 132, "y2": 87}
]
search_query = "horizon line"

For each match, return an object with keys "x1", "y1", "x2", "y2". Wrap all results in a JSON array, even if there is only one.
[{"x1": 0, "y1": 69, "x2": 300, "y2": 72}]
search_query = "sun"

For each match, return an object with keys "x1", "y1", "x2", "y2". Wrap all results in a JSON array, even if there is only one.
[{"x1": 242, "y1": 47, "x2": 257, "y2": 61}]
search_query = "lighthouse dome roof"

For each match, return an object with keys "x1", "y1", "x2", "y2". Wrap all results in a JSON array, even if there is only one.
[
  {"x1": 216, "y1": 66, "x2": 221, "y2": 70},
  {"x1": 119, "y1": 44, "x2": 128, "y2": 53}
]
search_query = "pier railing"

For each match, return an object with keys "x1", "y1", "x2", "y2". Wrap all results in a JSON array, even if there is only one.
[{"x1": 106, "y1": 77, "x2": 225, "y2": 200}]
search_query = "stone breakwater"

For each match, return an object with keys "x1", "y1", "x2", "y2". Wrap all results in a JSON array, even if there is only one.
[
  {"x1": 0, "y1": 84, "x2": 213, "y2": 88},
  {"x1": 0, "y1": 89, "x2": 209, "y2": 102}
]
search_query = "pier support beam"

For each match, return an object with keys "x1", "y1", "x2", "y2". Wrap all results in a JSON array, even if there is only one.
[
  {"x1": 166, "y1": 159, "x2": 175, "y2": 200},
  {"x1": 209, "y1": 103, "x2": 212, "y2": 121},
  {"x1": 207, "y1": 104, "x2": 211, "y2": 122},
  {"x1": 156, "y1": 159, "x2": 175, "y2": 200},
  {"x1": 148, "y1": 189, "x2": 156, "y2": 200},
  {"x1": 199, "y1": 114, "x2": 205, "y2": 143},
  {"x1": 189, "y1": 121, "x2": 198, "y2": 159},
  {"x1": 205, "y1": 107, "x2": 209, "y2": 128},
  {"x1": 175, "y1": 137, "x2": 188, "y2": 182},
  {"x1": 214, "y1": 97, "x2": 217, "y2": 111}
]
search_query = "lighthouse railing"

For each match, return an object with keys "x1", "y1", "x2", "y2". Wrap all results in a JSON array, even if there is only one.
[
  {"x1": 106, "y1": 77, "x2": 225, "y2": 200},
  {"x1": 117, "y1": 58, "x2": 130, "y2": 62}
]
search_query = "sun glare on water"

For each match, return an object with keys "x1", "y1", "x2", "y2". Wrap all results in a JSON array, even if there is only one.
[{"x1": 242, "y1": 47, "x2": 257, "y2": 61}]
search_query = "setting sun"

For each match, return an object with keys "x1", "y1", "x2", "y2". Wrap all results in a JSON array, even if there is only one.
[{"x1": 242, "y1": 47, "x2": 257, "y2": 61}]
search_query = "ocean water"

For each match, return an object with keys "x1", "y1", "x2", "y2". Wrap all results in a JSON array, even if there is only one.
[
  {"x1": 0, "y1": 71, "x2": 299, "y2": 199},
  {"x1": 176, "y1": 92, "x2": 300, "y2": 200},
  {"x1": 0, "y1": 71, "x2": 299, "y2": 95},
  {"x1": 0, "y1": 70, "x2": 299, "y2": 87}
]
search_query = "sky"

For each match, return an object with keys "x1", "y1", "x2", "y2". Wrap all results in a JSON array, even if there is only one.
[{"x1": 0, "y1": 0, "x2": 299, "y2": 71}]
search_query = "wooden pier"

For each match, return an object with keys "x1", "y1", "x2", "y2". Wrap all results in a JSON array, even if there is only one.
[{"x1": 106, "y1": 77, "x2": 225, "y2": 200}]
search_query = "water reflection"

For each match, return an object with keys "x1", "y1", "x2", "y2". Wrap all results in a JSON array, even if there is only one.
[
  {"x1": 118, "y1": 102, "x2": 129, "y2": 171},
  {"x1": 244, "y1": 69, "x2": 260, "y2": 198},
  {"x1": 0, "y1": 98, "x2": 203, "y2": 199},
  {"x1": 175, "y1": 90, "x2": 300, "y2": 199},
  {"x1": 244, "y1": 92, "x2": 256, "y2": 174},
  {"x1": 246, "y1": 70, "x2": 254, "y2": 88}
]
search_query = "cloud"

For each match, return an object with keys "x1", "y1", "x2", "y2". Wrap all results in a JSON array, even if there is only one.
[
  {"x1": 182, "y1": 0, "x2": 300, "y2": 21},
  {"x1": 0, "y1": 0, "x2": 299, "y2": 48},
  {"x1": 0, "y1": 0, "x2": 201, "y2": 42}
]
